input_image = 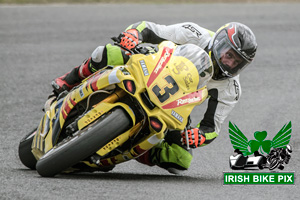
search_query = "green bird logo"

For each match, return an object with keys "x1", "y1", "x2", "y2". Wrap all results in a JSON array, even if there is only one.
[{"x1": 229, "y1": 121, "x2": 292, "y2": 156}]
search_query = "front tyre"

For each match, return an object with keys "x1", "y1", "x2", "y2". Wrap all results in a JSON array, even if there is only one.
[
  {"x1": 269, "y1": 158, "x2": 280, "y2": 170},
  {"x1": 18, "y1": 128, "x2": 37, "y2": 170},
  {"x1": 36, "y1": 108, "x2": 131, "y2": 177}
]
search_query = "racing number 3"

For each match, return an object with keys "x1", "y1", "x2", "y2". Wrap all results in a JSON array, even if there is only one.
[{"x1": 152, "y1": 75, "x2": 179, "y2": 103}]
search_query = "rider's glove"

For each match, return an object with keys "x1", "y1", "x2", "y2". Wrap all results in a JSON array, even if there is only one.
[
  {"x1": 181, "y1": 128, "x2": 206, "y2": 148},
  {"x1": 113, "y1": 29, "x2": 142, "y2": 50}
]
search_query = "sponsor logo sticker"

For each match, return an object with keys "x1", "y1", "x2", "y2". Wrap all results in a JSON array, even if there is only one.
[
  {"x1": 171, "y1": 110, "x2": 183, "y2": 123},
  {"x1": 162, "y1": 91, "x2": 203, "y2": 109},
  {"x1": 139, "y1": 60, "x2": 149, "y2": 76},
  {"x1": 147, "y1": 47, "x2": 173, "y2": 87}
]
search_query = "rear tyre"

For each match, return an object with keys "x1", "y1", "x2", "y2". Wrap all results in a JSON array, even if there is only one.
[
  {"x1": 18, "y1": 128, "x2": 37, "y2": 170},
  {"x1": 36, "y1": 108, "x2": 131, "y2": 177}
]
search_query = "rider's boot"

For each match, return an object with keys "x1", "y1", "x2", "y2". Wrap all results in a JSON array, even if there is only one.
[{"x1": 51, "y1": 58, "x2": 93, "y2": 95}]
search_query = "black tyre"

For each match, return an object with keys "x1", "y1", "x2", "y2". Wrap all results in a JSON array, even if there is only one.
[
  {"x1": 269, "y1": 158, "x2": 280, "y2": 170},
  {"x1": 36, "y1": 108, "x2": 131, "y2": 177},
  {"x1": 18, "y1": 128, "x2": 37, "y2": 170}
]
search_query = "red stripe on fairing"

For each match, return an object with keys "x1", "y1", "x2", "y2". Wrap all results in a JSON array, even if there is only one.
[
  {"x1": 227, "y1": 24, "x2": 237, "y2": 47},
  {"x1": 134, "y1": 145, "x2": 147, "y2": 155},
  {"x1": 87, "y1": 75, "x2": 99, "y2": 91},
  {"x1": 147, "y1": 47, "x2": 173, "y2": 87},
  {"x1": 64, "y1": 101, "x2": 72, "y2": 114},
  {"x1": 62, "y1": 109, "x2": 68, "y2": 120},
  {"x1": 87, "y1": 71, "x2": 109, "y2": 91},
  {"x1": 69, "y1": 97, "x2": 76, "y2": 106},
  {"x1": 162, "y1": 91, "x2": 203, "y2": 109},
  {"x1": 91, "y1": 80, "x2": 99, "y2": 91},
  {"x1": 62, "y1": 97, "x2": 77, "y2": 119},
  {"x1": 61, "y1": 95, "x2": 78, "y2": 120}
]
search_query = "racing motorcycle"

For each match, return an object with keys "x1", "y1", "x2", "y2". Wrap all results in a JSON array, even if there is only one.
[
  {"x1": 267, "y1": 145, "x2": 292, "y2": 170},
  {"x1": 18, "y1": 41, "x2": 213, "y2": 177}
]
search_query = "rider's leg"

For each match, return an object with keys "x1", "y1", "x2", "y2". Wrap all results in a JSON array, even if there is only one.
[
  {"x1": 52, "y1": 44, "x2": 128, "y2": 95},
  {"x1": 51, "y1": 57, "x2": 93, "y2": 94},
  {"x1": 136, "y1": 130, "x2": 193, "y2": 174}
]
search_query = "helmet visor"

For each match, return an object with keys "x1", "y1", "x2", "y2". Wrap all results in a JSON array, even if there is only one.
[{"x1": 213, "y1": 31, "x2": 250, "y2": 77}]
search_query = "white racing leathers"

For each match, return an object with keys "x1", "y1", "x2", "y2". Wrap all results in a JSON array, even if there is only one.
[{"x1": 127, "y1": 21, "x2": 241, "y2": 145}]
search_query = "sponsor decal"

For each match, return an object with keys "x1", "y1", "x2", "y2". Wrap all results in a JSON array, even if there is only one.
[
  {"x1": 172, "y1": 61, "x2": 189, "y2": 75},
  {"x1": 139, "y1": 60, "x2": 149, "y2": 76},
  {"x1": 182, "y1": 24, "x2": 202, "y2": 38},
  {"x1": 177, "y1": 96, "x2": 201, "y2": 106},
  {"x1": 233, "y1": 80, "x2": 239, "y2": 101},
  {"x1": 183, "y1": 73, "x2": 193, "y2": 90},
  {"x1": 171, "y1": 110, "x2": 183, "y2": 123},
  {"x1": 162, "y1": 91, "x2": 202, "y2": 109},
  {"x1": 147, "y1": 47, "x2": 173, "y2": 87},
  {"x1": 79, "y1": 86, "x2": 84, "y2": 98}
]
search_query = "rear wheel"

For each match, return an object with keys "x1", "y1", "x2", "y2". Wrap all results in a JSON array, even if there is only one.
[
  {"x1": 36, "y1": 108, "x2": 131, "y2": 177},
  {"x1": 18, "y1": 128, "x2": 37, "y2": 170}
]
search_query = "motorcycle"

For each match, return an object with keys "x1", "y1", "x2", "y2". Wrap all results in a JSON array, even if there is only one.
[
  {"x1": 267, "y1": 145, "x2": 292, "y2": 170},
  {"x1": 18, "y1": 41, "x2": 213, "y2": 177}
]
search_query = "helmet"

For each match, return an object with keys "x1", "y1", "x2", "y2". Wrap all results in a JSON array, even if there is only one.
[
  {"x1": 208, "y1": 22, "x2": 257, "y2": 80},
  {"x1": 285, "y1": 145, "x2": 292, "y2": 154}
]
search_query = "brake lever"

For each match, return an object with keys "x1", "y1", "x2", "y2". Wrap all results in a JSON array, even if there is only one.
[{"x1": 184, "y1": 127, "x2": 190, "y2": 150}]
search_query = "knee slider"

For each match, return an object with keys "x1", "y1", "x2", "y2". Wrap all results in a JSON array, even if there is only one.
[{"x1": 91, "y1": 46, "x2": 105, "y2": 63}]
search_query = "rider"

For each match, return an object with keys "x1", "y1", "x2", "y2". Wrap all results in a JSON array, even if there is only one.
[{"x1": 51, "y1": 21, "x2": 257, "y2": 174}]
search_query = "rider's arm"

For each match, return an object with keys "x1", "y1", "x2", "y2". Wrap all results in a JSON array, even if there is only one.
[
  {"x1": 125, "y1": 21, "x2": 213, "y2": 48},
  {"x1": 197, "y1": 76, "x2": 242, "y2": 147}
]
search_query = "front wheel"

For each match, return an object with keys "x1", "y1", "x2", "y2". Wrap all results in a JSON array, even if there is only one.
[
  {"x1": 269, "y1": 158, "x2": 280, "y2": 170},
  {"x1": 18, "y1": 128, "x2": 37, "y2": 170},
  {"x1": 36, "y1": 108, "x2": 131, "y2": 177}
]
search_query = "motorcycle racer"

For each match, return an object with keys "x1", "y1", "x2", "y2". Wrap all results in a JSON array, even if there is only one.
[{"x1": 51, "y1": 21, "x2": 257, "y2": 174}]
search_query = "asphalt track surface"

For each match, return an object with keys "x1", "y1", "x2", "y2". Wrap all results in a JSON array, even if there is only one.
[{"x1": 1, "y1": 3, "x2": 300, "y2": 200}]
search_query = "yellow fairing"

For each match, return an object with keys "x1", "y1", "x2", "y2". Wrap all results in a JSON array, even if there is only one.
[
  {"x1": 81, "y1": 41, "x2": 209, "y2": 165},
  {"x1": 123, "y1": 41, "x2": 208, "y2": 130},
  {"x1": 32, "y1": 99, "x2": 58, "y2": 159},
  {"x1": 31, "y1": 41, "x2": 210, "y2": 168}
]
